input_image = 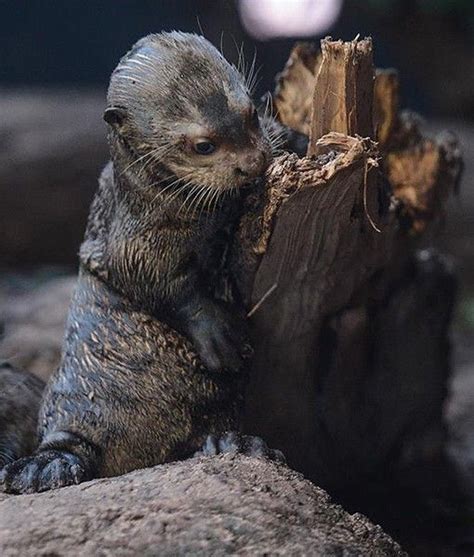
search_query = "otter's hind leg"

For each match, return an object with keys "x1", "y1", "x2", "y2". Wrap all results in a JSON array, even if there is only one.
[
  {"x1": 0, "y1": 363, "x2": 45, "y2": 467},
  {"x1": 0, "y1": 432, "x2": 100, "y2": 494}
]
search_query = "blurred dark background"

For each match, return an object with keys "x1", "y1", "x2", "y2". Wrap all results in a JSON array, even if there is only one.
[{"x1": 1, "y1": 0, "x2": 473, "y2": 119}]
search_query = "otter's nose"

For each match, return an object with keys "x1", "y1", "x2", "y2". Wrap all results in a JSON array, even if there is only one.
[{"x1": 235, "y1": 151, "x2": 268, "y2": 179}]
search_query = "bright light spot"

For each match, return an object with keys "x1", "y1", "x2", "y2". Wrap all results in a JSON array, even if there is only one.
[{"x1": 239, "y1": 0, "x2": 343, "y2": 40}]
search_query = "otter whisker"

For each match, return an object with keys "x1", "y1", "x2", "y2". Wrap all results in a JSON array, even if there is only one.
[
  {"x1": 177, "y1": 183, "x2": 197, "y2": 213},
  {"x1": 149, "y1": 168, "x2": 194, "y2": 190},
  {"x1": 163, "y1": 179, "x2": 192, "y2": 202},
  {"x1": 207, "y1": 185, "x2": 222, "y2": 213},
  {"x1": 178, "y1": 183, "x2": 200, "y2": 217},
  {"x1": 205, "y1": 187, "x2": 216, "y2": 215},
  {"x1": 268, "y1": 129, "x2": 286, "y2": 145},
  {"x1": 173, "y1": 181, "x2": 198, "y2": 210},
  {"x1": 262, "y1": 92, "x2": 275, "y2": 123},
  {"x1": 219, "y1": 30, "x2": 225, "y2": 57},
  {"x1": 138, "y1": 144, "x2": 176, "y2": 179},
  {"x1": 231, "y1": 39, "x2": 260, "y2": 95},
  {"x1": 167, "y1": 183, "x2": 196, "y2": 209},
  {"x1": 152, "y1": 170, "x2": 199, "y2": 207},
  {"x1": 267, "y1": 128, "x2": 286, "y2": 143},
  {"x1": 210, "y1": 186, "x2": 224, "y2": 216},
  {"x1": 121, "y1": 144, "x2": 174, "y2": 179},
  {"x1": 231, "y1": 38, "x2": 259, "y2": 96},
  {"x1": 195, "y1": 185, "x2": 215, "y2": 221},
  {"x1": 259, "y1": 102, "x2": 287, "y2": 155},
  {"x1": 149, "y1": 173, "x2": 192, "y2": 205},
  {"x1": 202, "y1": 185, "x2": 216, "y2": 218},
  {"x1": 209, "y1": 185, "x2": 225, "y2": 218},
  {"x1": 180, "y1": 183, "x2": 205, "y2": 217},
  {"x1": 120, "y1": 149, "x2": 158, "y2": 176},
  {"x1": 245, "y1": 50, "x2": 261, "y2": 94},
  {"x1": 238, "y1": 43, "x2": 245, "y2": 76},
  {"x1": 192, "y1": 184, "x2": 210, "y2": 219},
  {"x1": 232, "y1": 37, "x2": 245, "y2": 76}
]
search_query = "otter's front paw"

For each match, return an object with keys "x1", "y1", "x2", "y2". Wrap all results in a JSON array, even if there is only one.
[
  {"x1": 195, "y1": 432, "x2": 285, "y2": 463},
  {"x1": 185, "y1": 305, "x2": 249, "y2": 373},
  {"x1": 0, "y1": 450, "x2": 89, "y2": 494}
]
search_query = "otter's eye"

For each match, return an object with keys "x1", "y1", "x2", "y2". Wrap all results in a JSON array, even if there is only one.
[{"x1": 193, "y1": 140, "x2": 216, "y2": 155}]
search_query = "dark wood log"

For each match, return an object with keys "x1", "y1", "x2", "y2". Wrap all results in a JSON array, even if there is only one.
[
  {"x1": 238, "y1": 36, "x2": 462, "y2": 492},
  {"x1": 241, "y1": 146, "x2": 387, "y2": 481},
  {"x1": 240, "y1": 37, "x2": 384, "y2": 480},
  {"x1": 240, "y1": 36, "x2": 390, "y2": 482}
]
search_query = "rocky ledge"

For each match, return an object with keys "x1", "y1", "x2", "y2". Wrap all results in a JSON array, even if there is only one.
[{"x1": 0, "y1": 454, "x2": 405, "y2": 556}]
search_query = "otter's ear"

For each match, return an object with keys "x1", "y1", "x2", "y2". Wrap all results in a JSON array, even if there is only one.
[{"x1": 103, "y1": 106, "x2": 128, "y2": 129}]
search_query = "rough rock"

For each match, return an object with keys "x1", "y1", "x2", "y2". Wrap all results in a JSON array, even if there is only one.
[{"x1": 0, "y1": 454, "x2": 405, "y2": 556}]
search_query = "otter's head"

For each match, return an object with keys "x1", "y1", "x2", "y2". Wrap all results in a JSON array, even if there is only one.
[{"x1": 105, "y1": 32, "x2": 272, "y2": 198}]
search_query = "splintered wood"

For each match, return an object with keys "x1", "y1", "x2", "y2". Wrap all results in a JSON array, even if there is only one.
[
  {"x1": 274, "y1": 38, "x2": 462, "y2": 232},
  {"x1": 372, "y1": 71, "x2": 462, "y2": 232},
  {"x1": 239, "y1": 37, "x2": 390, "y2": 479},
  {"x1": 385, "y1": 115, "x2": 462, "y2": 232},
  {"x1": 238, "y1": 36, "x2": 462, "y2": 485},
  {"x1": 273, "y1": 42, "x2": 320, "y2": 136},
  {"x1": 308, "y1": 37, "x2": 374, "y2": 149},
  {"x1": 373, "y1": 69, "x2": 399, "y2": 148}
]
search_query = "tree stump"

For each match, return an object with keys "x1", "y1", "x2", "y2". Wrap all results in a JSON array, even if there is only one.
[{"x1": 235, "y1": 37, "x2": 462, "y2": 490}]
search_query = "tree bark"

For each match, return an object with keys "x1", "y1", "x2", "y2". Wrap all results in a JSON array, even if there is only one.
[{"x1": 237, "y1": 37, "x2": 462, "y2": 489}]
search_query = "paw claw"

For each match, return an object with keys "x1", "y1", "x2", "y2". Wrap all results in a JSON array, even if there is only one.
[
  {"x1": 196, "y1": 432, "x2": 286, "y2": 463},
  {"x1": 0, "y1": 450, "x2": 88, "y2": 494}
]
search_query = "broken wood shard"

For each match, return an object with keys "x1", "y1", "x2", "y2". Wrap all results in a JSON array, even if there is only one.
[
  {"x1": 256, "y1": 133, "x2": 380, "y2": 257},
  {"x1": 373, "y1": 68, "x2": 400, "y2": 148},
  {"x1": 276, "y1": 35, "x2": 462, "y2": 233},
  {"x1": 275, "y1": 38, "x2": 393, "y2": 147},
  {"x1": 385, "y1": 113, "x2": 463, "y2": 233},
  {"x1": 308, "y1": 37, "x2": 375, "y2": 152},
  {"x1": 273, "y1": 42, "x2": 320, "y2": 136}
]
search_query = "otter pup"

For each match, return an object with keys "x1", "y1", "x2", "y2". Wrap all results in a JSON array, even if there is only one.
[{"x1": 0, "y1": 32, "x2": 282, "y2": 494}]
